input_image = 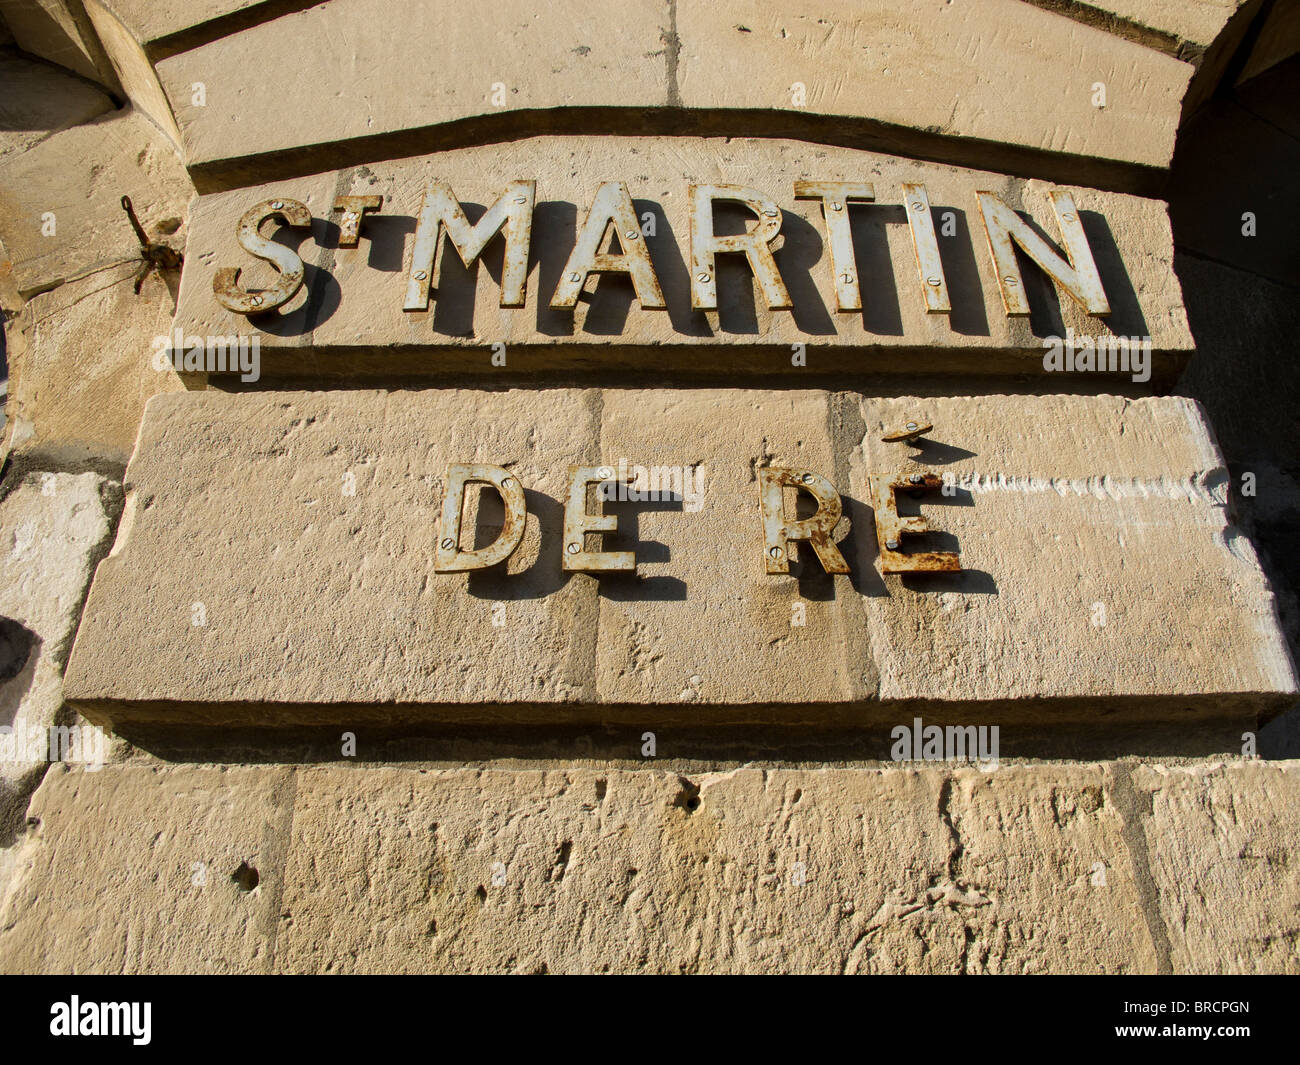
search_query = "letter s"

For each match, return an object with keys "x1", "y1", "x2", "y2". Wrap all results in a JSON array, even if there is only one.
[{"x1": 213, "y1": 199, "x2": 312, "y2": 314}]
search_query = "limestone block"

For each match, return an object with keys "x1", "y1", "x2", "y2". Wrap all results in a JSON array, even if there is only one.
[
  {"x1": 65, "y1": 388, "x2": 603, "y2": 724},
  {"x1": 84, "y1": 0, "x2": 183, "y2": 146},
  {"x1": 170, "y1": 136, "x2": 1193, "y2": 380},
  {"x1": 0, "y1": 110, "x2": 191, "y2": 297},
  {"x1": 0, "y1": 53, "x2": 114, "y2": 161},
  {"x1": 677, "y1": 0, "x2": 1190, "y2": 170},
  {"x1": 91, "y1": 0, "x2": 273, "y2": 56},
  {"x1": 852, "y1": 395, "x2": 1297, "y2": 706},
  {"x1": 3, "y1": 259, "x2": 184, "y2": 468},
  {"x1": 0, "y1": 764, "x2": 295, "y2": 973},
  {"x1": 8, "y1": 761, "x2": 1277, "y2": 973},
  {"x1": 150, "y1": 0, "x2": 1191, "y2": 188},
  {"x1": 594, "y1": 389, "x2": 865, "y2": 705},
  {"x1": 0, "y1": 471, "x2": 117, "y2": 841},
  {"x1": 0, "y1": 0, "x2": 119, "y2": 87},
  {"x1": 1138, "y1": 761, "x2": 1300, "y2": 973},
  {"x1": 62, "y1": 388, "x2": 1295, "y2": 731},
  {"x1": 1023, "y1": 0, "x2": 1246, "y2": 55}
]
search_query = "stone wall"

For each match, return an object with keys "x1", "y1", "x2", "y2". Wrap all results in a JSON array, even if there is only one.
[{"x1": 0, "y1": 0, "x2": 1297, "y2": 973}]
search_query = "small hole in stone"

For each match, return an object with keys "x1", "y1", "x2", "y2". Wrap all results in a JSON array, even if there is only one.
[
  {"x1": 231, "y1": 861, "x2": 259, "y2": 892},
  {"x1": 475, "y1": 885, "x2": 487, "y2": 903}
]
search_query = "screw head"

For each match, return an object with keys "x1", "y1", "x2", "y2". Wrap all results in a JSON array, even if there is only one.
[
  {"x1": 905, "y1": 421, "x2": 918, "y2": 432},
  {"x1": 696, "y1": 272, "x2": 711, "y2": 283},
  {"x1": 801, "y1": 472, "x2": 814, "y2": 484},
  {"x1": 831, "y1": 202, "x2": 843, "y2": 211},
  {"x1": 440, "y1": 537, "x2": 455, "y2": 550},
  {"x1": 909, "y1": 474, "x2": 925, "y2": 485},
  {"x1": 763, "y1": 209, "x2": 779, "y2": 218},
  {"x1": 926, "y1": 276, "x2": 941, "y2": 286},
  {"x1": 885, "y1": 539, "x2": 900, "y2": 551},
  {"x1": 1003, "y1": 275, "x2": 1018, "y2": 286},
  {"x1": 249, "y1": 295, "x2": 263, "y2": 307},
  {"x1": 768, "y1": 546, "x2": 784, "y2": 560},
  {"x1": 413, "y1": 270, "x2": 427, "y2": 281},
  {"x1": 513, "y1": 197, "x2": 527, "y2": 204},
  {"x1": 502, "y1": 477, "x2": 514, "y2": 488},
  {"x1": 1062, "y1": 212, "x2": 1076, "y2": 222},
  {"x1": 566, "y1": 542, "x2": 581, "y2": 555},
  {"x1": 840, "y1": 272, "x2": 855, "y2": 284},
  {"x1": 568, "y1": 272, "x2": 581, "y2": 283},
  {"x1": 625, "y1": 230, "x2": 639, "y2": 240},
  {"x1": 910, "y1": 201, "x2": 923, "y2": 211},
  {"x1": 270, "y1": 200, "x2": 284, "y2": 210}
]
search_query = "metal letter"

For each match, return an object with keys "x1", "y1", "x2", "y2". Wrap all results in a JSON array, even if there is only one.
[
  {"x1": 689, "y1": 184, "x2": 792, "y2": 311},
  {"x1": 550, "y1": 182, "x2": 665, "y2": 310},
  {"x1": 758, "y1": 468, "x2": 850, "y2": 575},
  {"x1": 562, "y1": 466, "x2": 634, "y2": 573},
  {"x1": 870, "y1": 473, "x2": 961, "y2": 573},
  {"x1": 332, "y1": 195, "x2": 382, "y2": 247},
  {"x1": 792, "y1": 180, "x2": 874, "y2": 311},
  {"x1": 901, "y1": 183, "x2": 950, "y2": 314},
  {"x1": 976, "y1": 189, "x2": 1110, "y2": 316},
  {"x1": 404, "y1": 181, "x2": 535, "y2": 311},
  {"x1": 213, "y1": 198, "x2": 312, "y2": 314},
  {"x1": 434, "y1": 464, "x2": 527, "y2": 572}
]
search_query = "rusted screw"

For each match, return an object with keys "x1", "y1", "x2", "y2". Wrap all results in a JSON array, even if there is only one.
[
  {"x1": 909, "y1": 474, "x2": 925, "y2": 485},
  {"x1": 885, "y1": 539, "x2": 900, "y2": 550}
]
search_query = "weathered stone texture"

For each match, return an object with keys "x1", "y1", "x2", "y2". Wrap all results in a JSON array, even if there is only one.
[
  {"x1": 0, "y1": 472, "x2": 118, "y2": 850},
  {"x1": 0, "y1": 53, "x2": 114, "y2": 161},
  {"x1": 0, "y1": 109, "x2": 191, "y2": 297},
  {"x1": 2, "y1": 259, "x2": 184, "y2": 468},
  {"x1": 3, "y1": 760, "x2": 1294, "y2": 974},
  {"x1": 1138, "y1": 761, "x2": 1300, "y2": 973},
  {"x1": 62, "y1": 389, "x2": 1295, "y2": 728},
  {"x1": 171, "y1": 136, "x2": 1193, "y2": 376},
  {"x1": 150, "y1": 0, "x2": 1191, "y2": 181},
  {"x1": 0, "y1": 764, "x2": 295, "y2": 973}
]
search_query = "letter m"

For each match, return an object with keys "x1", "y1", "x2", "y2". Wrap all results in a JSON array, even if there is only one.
[{"x1": 403, "y1": 181, "x2": 535, "y2": 311}]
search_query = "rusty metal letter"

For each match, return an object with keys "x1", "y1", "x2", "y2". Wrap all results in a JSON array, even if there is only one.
[
  {"x1": 403, "y1": 180, "x2": 535, "y2": 311},
  {"x1": 793, "y1": 180, "x2": 874, "y2": 311},
  {"x1": 976, "y1": 189, "x2": 1110, "y2": 317},
  {"x1": 870, "y1": 473, "x2": 961, "y2": 574},
  {"x1": 213, "y1": 198, "x2": 312, "y2": 314},
  {"x1": 332, "y1": 195, "x2": 382, "y2": 247},
  {"x1": 434, "y1": 464, "x2": 527, "y2": 572},
  {"x1": 689, "y1": 184, "x2": 792, "y2": 311},
  {"x1": 562, "y1": 466, "x2": 634, "y2": 574},
  {"x1": 550, "y1": 182, "x2": 665, "y2": 310},
  {"x1": 758, "y1": 468, "x2": 850, "y2": 575},
  {"x1": 902, "y1": 183, "x2": 951, "y2": 314}
]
